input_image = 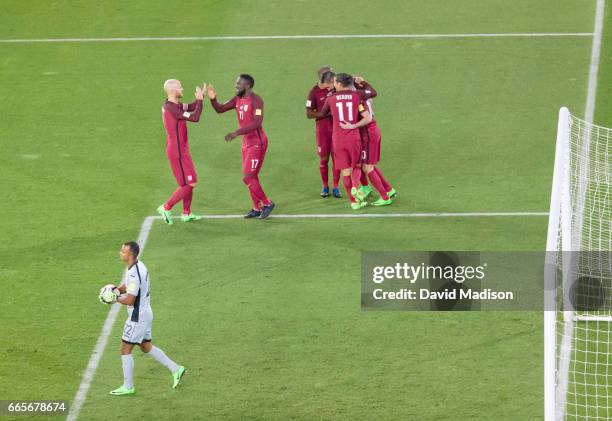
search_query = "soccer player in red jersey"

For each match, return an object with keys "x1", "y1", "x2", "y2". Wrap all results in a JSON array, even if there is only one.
[
  {"x1": 306, "y1": 68, "x2": 341, "y2": 198},
  {"x1": 353, "y1": 76, "x2": 395, "y2": 206},
  {"x1": 157, "y1": 79, "x2": 204, "y2": 225},
  {"x1": 317, "y1": 73, "x2": 372, "y2": 209},
  {"x1": 207, "y1": 75, "x2": 275, "y2": 219}
]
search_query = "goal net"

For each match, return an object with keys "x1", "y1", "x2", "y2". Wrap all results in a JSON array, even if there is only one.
[{"x1": 545, "y1": 107, "x2": 611, "y2": 420}]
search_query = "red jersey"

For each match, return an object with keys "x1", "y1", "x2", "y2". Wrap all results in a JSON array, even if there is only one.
[
  {"x1": 162, "y1": 100, "x2": 203, "y2": 159},
  {"x1": 306, "y1": 84, "x2": 333, "y2": 129},
  {"x1": 320, "y1": 91, "x2": 366, "y2": 144},
  {"x1": 210, "y1": 93, "x2": 267, "y2": 146}
]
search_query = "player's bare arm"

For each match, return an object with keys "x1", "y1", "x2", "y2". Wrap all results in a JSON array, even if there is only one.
[
  {"x1": 183, "y1": 84, "x2": 206, "y2": 111},
  {"x1": 117, "y1": 292, "x2": 136, "y2": 306},
  {"x1": 208, "y1": 84, "x2": 237, "y2": 114},
  {"x1": 340, "y1": 110, "x2": 372, "y2": 130}
]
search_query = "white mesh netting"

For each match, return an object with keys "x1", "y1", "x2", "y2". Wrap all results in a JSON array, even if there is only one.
[{"x1": 556, "y1": 111, "x2": 611, "y2": 420}]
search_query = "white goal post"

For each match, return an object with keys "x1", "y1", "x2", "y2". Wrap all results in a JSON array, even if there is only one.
[{"x1": 545, "y1": 107, "x2": 611, "y2": 420}]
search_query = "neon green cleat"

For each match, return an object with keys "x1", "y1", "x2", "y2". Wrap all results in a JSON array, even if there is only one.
[
  {"x1": 359, "y1": 185, "x2": 373, "y2": 198},
  {"x1": 172, "y1": 366, "x2": 186, "y2": 389},
  {"x1": 351, "y1": 187, "x2": 366, "y2": 203},
  {"x1": 372, "y1": 197, "x2": 393, "y2": 206},
  {"x1": 157, "y1": 205, "x2": 173, "y2": 225},
  {"x1": 109, "y1": 385, "x2": 135, "y2": 396},
  {"x1": 388, "y1": 188, "x2": 397, "y2": 198},
  {"x1": 350, "y1": 201, "x2": 367, "y2": 210},
  {"x1": 181, "y1": 213, "x2": 202, "y2": 222}
]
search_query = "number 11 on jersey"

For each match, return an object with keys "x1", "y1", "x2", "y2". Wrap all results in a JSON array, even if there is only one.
[{"x1": 336, "y1": 101, "x2": 353, "y2": 123}]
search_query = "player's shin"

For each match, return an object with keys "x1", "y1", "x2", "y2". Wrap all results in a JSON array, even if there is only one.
[
  {"x1": 342, "y1": 175, "x2": 355, "y2": 203},
  {"x1": 351, "y1": 166, "x2": 362, "y2": 189},
  {"x1": 165, "y1": 185, "x2": 192, "y2": 210},
  {"x1": 182, "y1": 185, "x2": 194, "y2": 214},
  {"x1": 319, "y1": 159, "x2": 329, "y2": 187},
  {"x1": 148, "y1": 346, "x2": 179, "y2": 373},
  {"x1": 249, "y1": 174, "x2": 271, "y2": 206},
  {"x1": 367, "y1": 170, "x2": 390, "y2": 200},
  {"x1": 243, "y1": 175, "x2": 263, "y2": 210},
  {"x1": 121, "y1": 354, "x2": 134, "y2": 389},
  {"x1": 374, "y1": 167, "x2": 392, "y2": 192},
  {"x1": 350, "y1": 167, "x2": 367, "y2": 202},
  {"x1": 360, "y1": 170, "x2": 369, "y2": 187},
  {"x1": 332, "y1": 168, "x2": 341, "y2": 189}
]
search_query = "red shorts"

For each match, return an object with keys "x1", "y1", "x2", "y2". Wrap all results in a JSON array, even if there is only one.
[
  {"x1": 242, "y1": 138, "x2": 268, "y2": 175},
  {"x1": 332, "y1": 140, "x2": 361, "y2": 171},
  {"x1": 315, "y1": 119, "x2": 333, "y2": 159},
  {"x1": 169, "y1": 155, "x2": 198, "y2": 186},
  {"x1": 360, "y1": 124, "x2": 381, "y2": 165}
]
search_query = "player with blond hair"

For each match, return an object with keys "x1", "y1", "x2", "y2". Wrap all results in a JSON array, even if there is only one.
[{"x1": 157, "y1": 79, "x2": 204, "y2": 224}]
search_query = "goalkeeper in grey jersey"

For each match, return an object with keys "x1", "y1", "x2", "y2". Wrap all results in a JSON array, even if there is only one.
[{"x1": 109, "y1": 241, "x2": 186, "y2": 396}]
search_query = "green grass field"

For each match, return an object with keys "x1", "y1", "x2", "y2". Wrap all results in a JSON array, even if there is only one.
[{"x1": 0, "y1": 1, "x2": 608, "y2": 419}]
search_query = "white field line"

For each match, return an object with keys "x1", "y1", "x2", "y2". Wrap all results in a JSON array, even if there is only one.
[
  {"x1": 158, "y1": 211, "x2": 549, "y2": 220},
  {"x1": 584, "y1": 0, "x2": 605, "y2": 124},
  {"x1": 551, "y1": 1, "x2": 606, "y2": 420},
  {"x1": 66, "y1": 216, "x2": 156, "y2": 421},
  {"x1": 0, "y1": 33, "x2": 593, "y2": 44}
]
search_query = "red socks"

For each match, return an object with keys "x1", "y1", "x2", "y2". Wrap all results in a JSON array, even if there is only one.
[
  {"x1": 360, "y1": 171, "x2": 369, "y2": 187},
  {"x1": 243, "y1": 175, "x2": 270, "y2": 210},
  {"x1": 342, "y1": 175, "x2": 355, "y2": 203},
  {"x1": 374, "y1": 167, "x2": 391, "y2": 192},
  {"x1": 319, "y1": 159, "x2": 329, "y2": 187},
  {"x1": 165, "y1": 185, "x2": 193, "y2": 211},
  {"x1": 367, "y1": 170, "x2": 389, "y2": 200},
  {"x1": 351, "y1": 167, "x2": 362, "y2": 190},
  {"x1": 182, "y1": 186, "x2": 193, "y2": 214},
  {"x1": 321, "y1": 159, "x2": 341, "y2": 189},
  {"x1": 332, "y1": 168, "x2": 340, "y2": 189}
]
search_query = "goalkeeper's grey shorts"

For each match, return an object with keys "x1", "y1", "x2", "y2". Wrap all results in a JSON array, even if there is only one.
[{"x1": 121, "y1": 319, "x2": 152, "y2": 344}]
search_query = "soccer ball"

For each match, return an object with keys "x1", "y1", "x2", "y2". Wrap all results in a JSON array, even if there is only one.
[{"x1": 99, "y1": 284, "x2": 119, "y2": 304}]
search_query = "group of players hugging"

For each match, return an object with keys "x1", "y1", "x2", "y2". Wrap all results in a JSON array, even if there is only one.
[
  {"x1": 157, "y1": 67, "x2": 395, "y2": 224},
  {"x1": 306, "y1": 66, "x2": 395, "y2": 209}
]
